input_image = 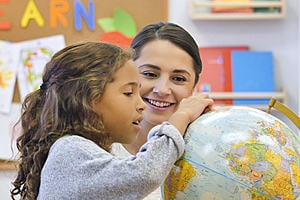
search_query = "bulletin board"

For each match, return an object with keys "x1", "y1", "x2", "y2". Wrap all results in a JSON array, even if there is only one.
[
  {"x1": 0, "y1": 0, "x2": 168, "y2": 168},
  {"x1": 0, "y1": 0, "x2": 168, "y2": 103}
]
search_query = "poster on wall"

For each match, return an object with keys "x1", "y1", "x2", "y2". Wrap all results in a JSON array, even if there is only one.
[
  {"x1": 0, "y1": 41, "x2": 19, "y2": 114},
  {"x1": 17, "y1": 35, "x2": 65, "y2": 102}
]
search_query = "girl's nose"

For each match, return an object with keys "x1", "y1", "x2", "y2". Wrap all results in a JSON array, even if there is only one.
[{"x1": 137, "y1": 95, "x2": 146, "y2": 112}]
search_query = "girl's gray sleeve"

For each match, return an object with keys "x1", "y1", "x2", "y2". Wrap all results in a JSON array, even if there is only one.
[{"x1": 38, "y1": 122, "x2": 185, "y2": 200}]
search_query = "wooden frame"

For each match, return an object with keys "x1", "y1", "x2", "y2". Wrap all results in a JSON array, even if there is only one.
[{"x1": 0, "y1": 160, "x2": 18, "y2": 170}]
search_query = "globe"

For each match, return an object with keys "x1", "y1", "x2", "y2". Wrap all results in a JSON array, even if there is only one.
[{"x1": 162, "y1": 106, "x2": 300, "y2": 200}]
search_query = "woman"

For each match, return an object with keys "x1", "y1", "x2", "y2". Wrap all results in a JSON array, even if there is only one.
[{"x1": 112, "y1": 22, "x2": 213, "y2": 199}]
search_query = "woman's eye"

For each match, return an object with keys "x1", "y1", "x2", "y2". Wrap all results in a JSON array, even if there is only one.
[
  {"x1": 141, "y1": 71, "x2": 157, "y2": 78},
  {"x1": 172, "y1": 76, "x2": 187, "y2": 82}
]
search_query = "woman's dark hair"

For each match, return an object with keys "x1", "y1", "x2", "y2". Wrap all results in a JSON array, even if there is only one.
[
  {"x1": 11, "y1": 42, "x2": 132, "y2": 200},
  {"x1": 131, "y1": 22, "x2": 202, "y2": 85}
]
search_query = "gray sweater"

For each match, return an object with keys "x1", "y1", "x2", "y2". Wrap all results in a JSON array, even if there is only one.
[{"x1": 37, "y1": 122, "x2": 184, "y2": 200}]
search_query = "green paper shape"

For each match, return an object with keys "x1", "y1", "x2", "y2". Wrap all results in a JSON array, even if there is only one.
[
  {"x1": 97, "y1": 18, "x2": 116, "y2": 32},
  {"x1": 114, "y1": 8, "x2": 136, "y2": 37}
]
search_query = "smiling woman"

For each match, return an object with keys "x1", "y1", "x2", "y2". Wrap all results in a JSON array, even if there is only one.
[
  {"x1": 135, "y1": 40, "x2": 196, "y2": 125},
  {"x1": 119, "y1": 22, "x2": 205, "y2": 155}
]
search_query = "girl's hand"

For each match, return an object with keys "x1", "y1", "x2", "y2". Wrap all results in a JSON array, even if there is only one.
[{"x1": 168, "y1": 93, "x2": 214, "y2": 135}]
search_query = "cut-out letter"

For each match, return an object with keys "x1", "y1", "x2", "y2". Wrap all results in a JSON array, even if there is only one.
[
  {"x1": 21, "y1": 0, "x2": 44, "y2": 28},
  {"x1": 74, "y1": 0, "x2": 95, "y2": 31},
  {"x1": 0, "y1": 0, "x2": 11, "y2": 30},
  {"x1": 50, "y1": 0, "x2": 69, "y2": 28}
]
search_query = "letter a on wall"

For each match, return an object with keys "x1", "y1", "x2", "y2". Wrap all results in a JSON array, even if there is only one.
[{"x1": 21, "y1": 0, "x2": 45, "y2": 28}]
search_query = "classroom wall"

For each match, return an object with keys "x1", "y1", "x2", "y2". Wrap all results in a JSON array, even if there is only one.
[{"x1": 168, "y1": 0, "x2": 299, "y2": 133}]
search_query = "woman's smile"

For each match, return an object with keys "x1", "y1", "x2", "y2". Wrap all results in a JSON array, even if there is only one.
[{"x1": 143, "y1": 97, "x2": 176, "y2": 112}]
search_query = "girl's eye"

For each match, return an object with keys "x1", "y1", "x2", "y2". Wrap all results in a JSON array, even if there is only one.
[
  {"x1": 124, "y1": 92, "x2": 133, "y2": 97},
  {"x1": 141, "y1": 71, "x2": 157, "y2": 78}
]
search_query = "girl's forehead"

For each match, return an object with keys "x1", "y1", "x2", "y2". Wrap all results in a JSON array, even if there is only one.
[{"x1": 113, "y1": 60, "x2": 139, "y2": 82}]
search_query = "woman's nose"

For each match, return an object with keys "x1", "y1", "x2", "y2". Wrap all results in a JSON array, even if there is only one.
[{"x1": 153, "y1": 79, "x2": 171, "y2": 96}]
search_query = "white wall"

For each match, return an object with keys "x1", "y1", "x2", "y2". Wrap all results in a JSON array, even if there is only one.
[
  {"x1": 0, "y1": 171, "x2": 16, "y2": 199},
  {"x1": 168, "y1": 0, "x2": 299, "y2": 133}
]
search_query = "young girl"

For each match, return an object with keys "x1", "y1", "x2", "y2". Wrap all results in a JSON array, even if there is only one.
[{"x1": 11, "y1": 42, "x2": 213, "y2": 200}]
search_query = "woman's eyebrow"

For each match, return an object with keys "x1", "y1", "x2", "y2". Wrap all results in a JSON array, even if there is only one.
[
  {"x1": 138, "y1": 64, "x2": 160, "y2": 70},
  {"x1": 173, "y1": 69, "x2": 192, "y2": 77},
  {"x1": 138, "y1": 64, "x2": 192, "y2": 77}
]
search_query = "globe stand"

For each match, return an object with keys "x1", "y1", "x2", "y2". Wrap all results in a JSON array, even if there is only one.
[{"x1": 267, "y1": 97, "x2": 300, "y2": 129}]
